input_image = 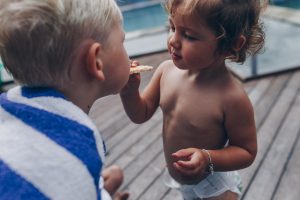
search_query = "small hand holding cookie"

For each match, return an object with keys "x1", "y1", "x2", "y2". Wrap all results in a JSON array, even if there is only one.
[
  {"x1": 172, "y1": 148, "x2": 209, "y2": 179},
  {"x1": 129, "y1": 65, "x2": 154, "y2": 74},
  {"x1": 121, "y1": 60, "x2": 141, "y2": 94}
]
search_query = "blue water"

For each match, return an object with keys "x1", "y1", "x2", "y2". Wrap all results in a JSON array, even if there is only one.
[
  {"x1": 271, "y1": 0, "x2": 300, "y2": 9},
  {"x1": 120, "y1": 0, "x2": 300, "y2": 33},
  {"x1": 118, "y1": 0, "x2": 149, "y2": 6},
  {"x1": 121, "y1": 3, "x2": 168, "y2": 32}
]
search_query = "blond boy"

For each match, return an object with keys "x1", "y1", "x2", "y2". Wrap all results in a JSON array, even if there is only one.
[{"x1": 0, "y1": 0, "x2": 130, "y2": 199}]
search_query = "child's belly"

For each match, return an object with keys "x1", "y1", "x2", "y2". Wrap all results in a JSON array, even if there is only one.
[{"x1": 162, "y1": 115, "x2": 227, "y2": 184}]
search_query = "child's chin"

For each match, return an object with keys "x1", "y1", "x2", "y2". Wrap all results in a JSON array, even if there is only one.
[{"x1": 173, "y1": 62, "x2": 186, "y2": 70}]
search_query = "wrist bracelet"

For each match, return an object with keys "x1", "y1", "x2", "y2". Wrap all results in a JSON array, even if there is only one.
[{"x1": 202, "y1": 149, "x2": 214, "y2": 175}]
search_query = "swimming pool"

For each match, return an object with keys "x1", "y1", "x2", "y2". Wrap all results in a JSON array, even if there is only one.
[
  {"x1": 120, "y1": 1, "x2": 167, "y2": 33},
  {"x1": 271, "y1": 0, "x2": 300, "y2": 10}
]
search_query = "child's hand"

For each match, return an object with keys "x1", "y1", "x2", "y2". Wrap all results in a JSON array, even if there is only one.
[
  {"x1": 172, "y1": 148, "x2": 209, "y2": 179},
  {"x1": 113, "y1": 192, "x2": 129, "y2": 200},
  {"x1": 121, "y1": 60, "x2": 141, "y2": 95}
]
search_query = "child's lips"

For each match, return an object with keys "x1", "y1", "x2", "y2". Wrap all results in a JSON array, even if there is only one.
[{"x1": 171, "y1": 52, "x2": 182, "y2": 60}]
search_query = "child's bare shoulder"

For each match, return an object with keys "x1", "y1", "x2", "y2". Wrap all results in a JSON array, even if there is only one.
[
  {"x1": 222, "y1": 77, "x2": 252, "y2": 111},
  {"x1": 148, "y1": 60, "x2": 174, "y2": 80},
  {"x1": 157, "y1": 60, "x2": 174, "y2": 72}
]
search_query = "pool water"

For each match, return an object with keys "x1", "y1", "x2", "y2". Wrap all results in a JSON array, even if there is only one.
[
  {"x1": 271, "y1": 0, "x2": 300, "y2": 9},
  {"x1": 121, "y1": 2, "x2": 168, "y2": 32},
  {"x1": 120, "y1": 1, "x2": 300, "y2": 33}
]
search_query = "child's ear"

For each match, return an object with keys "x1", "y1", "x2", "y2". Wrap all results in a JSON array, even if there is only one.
[
  {"x1": 86, "y1": 42, "x2": 105, "y2": 81},
  {"x1": 233, "y1": 35, "x2": 246, "y2": 52},
  {"x1": 223, "y1": 35, "x2": 246, "y2": 59}
]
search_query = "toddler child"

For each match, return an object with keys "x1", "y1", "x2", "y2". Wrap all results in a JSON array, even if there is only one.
[
  {"x1": 121, "y1": 0, "x2": 265, "y2": 199},
  {"x1": 0, "y1": 0, "x2": 130, "y2": 199}
]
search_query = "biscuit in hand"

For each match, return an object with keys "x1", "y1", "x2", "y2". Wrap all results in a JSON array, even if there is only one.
[{"x1": 130, "y1": 65, "x2": 154, "y2": 74}]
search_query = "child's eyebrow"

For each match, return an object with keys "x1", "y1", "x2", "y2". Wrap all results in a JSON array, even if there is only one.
[{"x1": 168, "y1": 17, "x2": 201, "y2": 32}]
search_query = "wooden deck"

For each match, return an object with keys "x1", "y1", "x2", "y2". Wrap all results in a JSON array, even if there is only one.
[{"x1": 89, "y1": 51, "x2": 300, "y2": 200}]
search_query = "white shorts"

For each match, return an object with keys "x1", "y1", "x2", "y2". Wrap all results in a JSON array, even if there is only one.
[{"x1": 163, "y1": 169, "x2": 243, "y2": 199}]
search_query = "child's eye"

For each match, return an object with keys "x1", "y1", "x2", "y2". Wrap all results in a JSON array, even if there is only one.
[
  {"x1": 183, "y1": 32, "x2": 197, "y2": 41},
  {"x1": 169, "y1": 26, "x2": 175, "y2": 32}
]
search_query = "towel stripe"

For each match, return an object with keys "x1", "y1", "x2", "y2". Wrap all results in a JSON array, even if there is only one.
[
  {"x1": 0, "y1": 106, "x2": 98, "y2": 200},
  {"x1": 0, "y1": 160, "x2": 49, "y2": 200},
  {"x1": 7, "y1": 86, "x2": 106, "y2": 162},
  {"x1": 21, "y1": 87, "x2": 65, "y2": 99},
  {"x1": 0, "y1": 94, "x2": 102, "y2": 191}
]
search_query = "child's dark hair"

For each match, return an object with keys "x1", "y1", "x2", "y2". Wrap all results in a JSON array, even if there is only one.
[{"x1": 165, "y1": 0, "x2": 266, "y2": 64}]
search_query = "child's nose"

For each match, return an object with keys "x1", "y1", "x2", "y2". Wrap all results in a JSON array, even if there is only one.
[{"x1": 168, "y1": 31, "x2": 181, "y2": 49}]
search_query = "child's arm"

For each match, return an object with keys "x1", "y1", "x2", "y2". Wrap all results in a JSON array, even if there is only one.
[
  {"x1": 210, "y1": 91, "x2": 257, "y2": 171},
  {"x1": 120, "y1": 61, "x2": 164, "y2": 124},
  {"x1": 172, "y1": 91, "x2": 257, "y2": 176}
]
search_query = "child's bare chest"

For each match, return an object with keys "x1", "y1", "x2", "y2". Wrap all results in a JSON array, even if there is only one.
[
  {"x1": 159, "y1": 76, "x2": 227, "y2": 150},
  {"x1": 160, "y1": 77, "x2": 223, "y2": 125}
]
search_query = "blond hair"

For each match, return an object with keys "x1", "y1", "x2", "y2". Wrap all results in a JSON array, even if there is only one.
[
  {"x1": 165, "y1": 0, "x2": 266, "y2": 64},
  {"x1": 0, "y1": 0, "x2": 122, "y2": 87}
]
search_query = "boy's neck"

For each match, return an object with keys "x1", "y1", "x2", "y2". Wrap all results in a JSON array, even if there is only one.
[{"x1": 58, "y1": 86, "x2": 96, "y2": 114}]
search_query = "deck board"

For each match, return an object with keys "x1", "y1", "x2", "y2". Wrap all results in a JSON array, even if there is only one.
[
  {"x1": 240, "y1": 71, "x2": 300, "y2": 190},
  {"x1": 253, "y1": 73, "x2": 291, "y2": 128},
  {"x1": 120, "y1": 132, "x2": 163, "y2": 190},
  {"x1": 88, "y1": 51, "x2": 300, "y2": 200},
  {"x1": 243, "y1": 79, "x2": 300, "y2": 200},
  {"x1": 273, "y1": 128, "x2": 300, "y2": 200}
]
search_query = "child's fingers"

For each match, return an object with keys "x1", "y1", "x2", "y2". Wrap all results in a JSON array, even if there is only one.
[
  {"x1": 172, "y1": 148, "x2": 194, "y2": 159},
  {"x1": 173, "y1": 162, "x2": 198, "y2": 176},
  {"x1": 130, "y1": 60, "x2": 140, "y2": 67},
  {"x1": 176, "y1": 160, "x2": 196, "y2": 170}
]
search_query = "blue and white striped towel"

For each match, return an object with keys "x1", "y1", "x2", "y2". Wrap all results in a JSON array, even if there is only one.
[{"x1": 0, "y1": 86, "x2": 107, "y2": 200}]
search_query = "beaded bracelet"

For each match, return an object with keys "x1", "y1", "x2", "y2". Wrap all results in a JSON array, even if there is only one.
[{"x1": 202, "y1": 149, "x2": 214, "y2": 175}]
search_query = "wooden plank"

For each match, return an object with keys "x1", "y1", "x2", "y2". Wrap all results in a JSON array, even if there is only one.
[
  {"x1": 240, "y1": 71, "x2": 300, "y2": 193},
  {"x1": 242, "y1": 76, "x2": 300, "y2": 199},
  {"x1": 272, "y1": 129, "x2": 300, "y2": 200},
  {"x1": 244, "y1": 79, "x2": 259, "y2": 94},
  {"x1": 90, "y1": 95, "x2": 121, "y2": 121},
  {"x1": 138, "y1": 168, "x2": 169, "y2": 200},
  {"x1": 90, "y1": 98, "x2": 125, "y2": 132},
  {"x1": 247, "y1": 76, "x2": 274, "y2": 107},
  {"x1": 253, "y1": 73, "x2": 290, "y2": 129},
  {"x1": 105, "y1": 122, "x2": 140, "y2": 150},
  {"x1": 105, "y1": 113, "x2": 162, "y2": 166},
  {"x1": 162, "y1": 189, "x2": 182, "y2": 200},
  {"x1": 112, "y1": 118, "x2": 162, "y2": 169},
  {"x1": 101, "y1": 112, "x2": 132, "y2": 140},
  {"x1": 127, "y1": 153, "x2": 166, "y2": 200},
  {"x1": 120, "y1": 137, "x2": 163, "y2": 191}
]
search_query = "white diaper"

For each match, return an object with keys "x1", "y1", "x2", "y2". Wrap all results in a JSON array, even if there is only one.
[{"x1": 163, "y1": 169, "x2": 242, "y2": 200}]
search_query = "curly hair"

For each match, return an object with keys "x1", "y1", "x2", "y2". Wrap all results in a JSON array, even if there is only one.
[{"x1": 165, "y1": 0, "x2": 266, "y2": 64}]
